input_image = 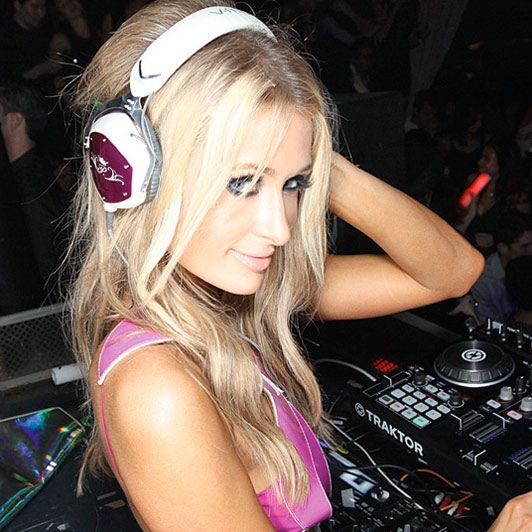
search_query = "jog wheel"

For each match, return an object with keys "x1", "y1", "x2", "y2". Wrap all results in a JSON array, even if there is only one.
[{"x1": 434, "y1": 339, "x2": 515, "y2": 388}]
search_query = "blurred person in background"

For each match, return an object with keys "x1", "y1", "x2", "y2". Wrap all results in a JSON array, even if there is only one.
[{"x1": 0, "y1": 80, "x2": 67, "y2": 300}]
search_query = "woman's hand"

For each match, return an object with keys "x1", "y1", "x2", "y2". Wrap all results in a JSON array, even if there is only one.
[{"x1": 489, "y1": 491, "x2": 532, "y2": 531}]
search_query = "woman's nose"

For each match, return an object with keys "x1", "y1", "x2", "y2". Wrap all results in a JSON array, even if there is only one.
[{"x1": 254, "y1": 190, "x2": 292, "y2": 247}]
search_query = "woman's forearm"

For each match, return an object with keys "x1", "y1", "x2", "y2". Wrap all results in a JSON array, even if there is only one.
[{"x1": 330, "y1": 153, "x2": 484, "y2": 297}]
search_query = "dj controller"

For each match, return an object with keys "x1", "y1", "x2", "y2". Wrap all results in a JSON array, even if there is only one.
[
  {"x1": 311, "y1": 316, "x2": 532, "y2": 531},
  {"x1": 3, "y1": 313, "x2": 531, "y2": 531}
]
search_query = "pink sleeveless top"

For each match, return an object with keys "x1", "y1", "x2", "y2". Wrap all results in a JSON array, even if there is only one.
[{"x1": 97, "y1": 319, "x2": 332, "y2": 531}]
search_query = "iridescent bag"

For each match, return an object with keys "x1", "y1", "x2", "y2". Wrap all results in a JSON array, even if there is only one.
[{"x1": 0, "y1": 407, "x2": 85, "y2": 528}]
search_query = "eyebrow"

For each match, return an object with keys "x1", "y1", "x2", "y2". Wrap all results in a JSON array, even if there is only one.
[{"x1": 233, "y1": 163, "x2": 313, "y2": 176}]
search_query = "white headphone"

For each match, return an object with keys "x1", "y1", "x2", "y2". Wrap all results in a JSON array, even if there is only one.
[{"x1": 84, "y1": 6, "x2": 275, "y2": 213}]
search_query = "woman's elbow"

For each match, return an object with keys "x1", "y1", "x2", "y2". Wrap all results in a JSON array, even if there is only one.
[{"x1": 448, "y1": 248, "x2": 485, "y2": 298}]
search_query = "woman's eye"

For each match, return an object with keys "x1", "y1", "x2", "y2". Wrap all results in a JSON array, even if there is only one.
[
  {"x1": 226, "y1": 176, "x2": 259, "y2": 196},
  {"x1": 283, "y1": 175, "x2": 312, "y2": 193}
]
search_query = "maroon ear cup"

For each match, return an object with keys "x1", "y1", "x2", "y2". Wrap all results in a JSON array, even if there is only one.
[{"x1": 89, "y1": 132, "x2": 134, "y2": 204}]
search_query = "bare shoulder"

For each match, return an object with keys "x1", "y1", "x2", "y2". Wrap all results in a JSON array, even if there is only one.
[
  {"x1": 90, "y1": 343, "x2": 273, "y2": 530},
  {"x1": 92, "y1": 342, "x2": 219, "y2": 449}
]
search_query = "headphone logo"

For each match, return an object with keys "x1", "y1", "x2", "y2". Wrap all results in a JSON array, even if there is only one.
[
  {"x1": 90, "y1": 153, "x2": 126, "y2": 186},
  {"x1": 89, "y1": 131, "x2": 133, "y2": 203},
  {"x1": 209, "y1": 7, "x2": 239, "y2": 15}
]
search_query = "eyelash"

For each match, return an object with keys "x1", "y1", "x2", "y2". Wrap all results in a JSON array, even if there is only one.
[{"x1": 226, "y1": 175, "x2": 313, "y2": 197}]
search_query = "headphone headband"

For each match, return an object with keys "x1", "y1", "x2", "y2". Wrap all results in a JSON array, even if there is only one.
[
  {"x1": 130, "y1": 6, "x2": 275, "y2": 97},
  {"x1": 87, "y1": 6, "x2": 275, "y2": 213}
]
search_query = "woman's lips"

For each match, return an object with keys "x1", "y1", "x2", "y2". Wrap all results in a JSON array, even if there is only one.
[{"x1": 230, "y1": 250, "x2": 273, "y2": 272}]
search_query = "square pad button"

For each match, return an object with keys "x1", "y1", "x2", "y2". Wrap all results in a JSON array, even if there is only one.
[
  {"x1": 425, "y1": 384, "x2": 438, "y2": 394},
  {"x1": 436, "y1": 391, "x2": 450, "y2": 401},
  {"x1": 401, "y1": 409, "x2": 417, "y2": 420},
  {"x1": 437, "y1": 404, "x2": 451, "y2": 415},
  {"x1": 402, "y1": 384, "x2": 415, "y2": 393},
  {"x1": 507, "y1": 410, "x2": 522, "y2": 421},
  {"x1": 391, "y1": 389, "x2": 406, "y2": 399},
  {"x1": 414, "y1": 403, "x2": 429, "y2": 413},
  {"x1": 412, "y1": 416, "x2": 431, "y2": 428},
  {"x1": 378, "y1": 395, "x2": 394, "y2": 406},
  {"x1": 425, "y1": 398, "x2": 438, "y2": 408},
  {"x1": 426, "y1": 410, "x2": 442, "y2": 421},
  {"x1": 402, "y1": 395, "x2": 417, "y2": 406},
  {"x1": 390, "y1": 401, "x2": 405, "y2": 412},
  {"x1": 413, "y1": 391, "x2": 426, "y2": 400},
  {"x1": 486, "y1": 399, "x2": 501, "y2": 410}
]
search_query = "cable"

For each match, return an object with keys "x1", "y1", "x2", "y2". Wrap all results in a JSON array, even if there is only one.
[
  {"x1": 326, "y1": 420, "x2": 476, "y2": 532},
  {"x1": 400, "y1": 468, "x2": 474, "y2": 513},
  {"x1": 314, "y1": 358, "x2": 377, "y2": 383},
  {"x1": 347, "y1": 464, "x2": 432, "y2": 494},
  {"x1": 325, "y1": 418, "x2": 422, "y2": 507},
  {"x1": 106, "y1": 211, "x2": 128, "y2": 265},
  {"x1": 325, "y1": 386, "x2": 349, "y2": 415},
  {"x1": 401, "y1": 468, "x2": 474, "y2": 496}
]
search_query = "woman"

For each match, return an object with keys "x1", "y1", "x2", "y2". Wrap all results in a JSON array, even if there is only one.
[
  {"x1": 456, "y1": 137, "x2": 524, "y2": 253},
  {"x1": 69, "y1": 1, "x2": 530, "y2": 530}
]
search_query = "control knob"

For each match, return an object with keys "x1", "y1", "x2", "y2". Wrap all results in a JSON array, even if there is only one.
[
  {"x1": 449, "y1": 389, "x2": 463, "y2": 407},
  {"x1": 520, "y1": 396, "x2": 532, "y2": 413},
  {"x1": 413, "y1": 368, "x2": 426, "y2": 386},
  {"x1": 515, "y1": 330, "x2": 524, "y2": 349},
  {"x1": 499, "y1": 324, "x2": 508, "y2": 342},
  {"x1": 515, "y1": 375, "x2": 527, "y2": 395},
  {"x1": 499, "y1": 386, "x2": 514, "y2": 402},
  {"x1": 370, "y1": 487, "x2": 390, "y2": 503}
]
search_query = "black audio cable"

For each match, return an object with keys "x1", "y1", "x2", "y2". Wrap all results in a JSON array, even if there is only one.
[{"x1": 325, "y1": 418, "x2": 478, "y2": 532}]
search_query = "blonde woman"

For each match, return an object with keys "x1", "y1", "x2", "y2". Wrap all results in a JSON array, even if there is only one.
[{"x1": 69, "y1": 1, "x2": 531, "y2": 530}]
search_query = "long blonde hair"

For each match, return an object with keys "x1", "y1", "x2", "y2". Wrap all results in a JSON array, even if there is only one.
[{"x1": 70, "y1": 0, "x2": 335, "y2": 503}]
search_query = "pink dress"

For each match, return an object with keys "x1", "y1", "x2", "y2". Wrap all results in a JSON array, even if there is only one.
[{"x1": 97, "y1": 319, "x2": 332, "y2": 531}]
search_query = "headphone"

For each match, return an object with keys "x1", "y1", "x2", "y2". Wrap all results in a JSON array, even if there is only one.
[{"x1": 84, "y1": 7, "x2": 275, "y2": 213}]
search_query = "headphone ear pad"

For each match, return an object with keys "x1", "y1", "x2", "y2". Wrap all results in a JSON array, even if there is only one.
[{"x1": 87, "y1": 110, "x2": 156, "y2": 211}]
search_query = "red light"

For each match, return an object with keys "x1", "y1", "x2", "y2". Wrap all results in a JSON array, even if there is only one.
[
  {"x1": 372, "y1": 357, "x2": 398, "y2": 373},
  {"x1": 458, "y1": 172, "x2": 491, "y2": 209}
]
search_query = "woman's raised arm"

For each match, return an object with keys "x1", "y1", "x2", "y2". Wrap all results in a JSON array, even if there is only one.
[{"x1": 318, "y1": 153, "x2": 484, "y2": 320}]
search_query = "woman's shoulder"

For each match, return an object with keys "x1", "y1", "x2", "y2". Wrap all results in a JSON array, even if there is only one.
[
  {"x1": 92, "y1": 318, "x2": 171, "y2": 384},
  {"x1": 89, "y1": 322, "x2": 214, "y2": 436},
  {"x1": 90, "y1": 320, "x2": 204, "y2": 406}
]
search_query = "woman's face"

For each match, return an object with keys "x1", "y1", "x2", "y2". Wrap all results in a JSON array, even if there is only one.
[
  {"x1": 178, "y1": 113, "x2": 313, "y2": 295},
  {"x1": 478, "y1": 146, "x2": 499, "y2": 178}
]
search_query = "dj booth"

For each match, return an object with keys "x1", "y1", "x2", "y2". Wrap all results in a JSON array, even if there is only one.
[{"x1": 1, "y1": 306, "x2": 531, "y2": 531}]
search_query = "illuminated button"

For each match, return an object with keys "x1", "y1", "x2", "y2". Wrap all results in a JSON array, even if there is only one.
[
  {"x1": 402, "y1": 384, "x2": 415, "y2": 393},
  {"x1": 437, "y1": 404, "x2": 451, "y2": 415},
  {"x1": 426, "y1": 410, "x2": 442, "y2": 421},
  {"x1": 413, "y1": 391, "x2": 426, "y2": 400},
  {"x1": 425, "y1": 384, "x2": 438, "y2": 394},
  {"x1": 412, "y1": 416, "x2": 431, "y2": 428},
  {"x1": 414, "y1": 403, "x2": 429, "y2": 413},
  {"x1": 436, "y1": 391, "x2": 450, "y2": 401},
  {"x1": 507, "y1": 410, "x2": 522, "y2": 421},
  {"x1": 425, "y1": 398, "x2": 438, "y2": 407},
  {"x1": 403, "y1": 395, "x2": 417, "y2": 406},
  {"x1": 391, "y1": 389, "x2": 406, "y2": 399},
  {"x1": 486, "y1": 399, "x2": 501, "y2": 410},
  {"x1": 401, "y1": 408, "x2": 417, "y2": 420},
  {"x1": 390, "y1": 401, "x2": 405, "y2": 412},
  {"x1": 378, "y1": 395, "x2": 393, "y2": 406}
]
